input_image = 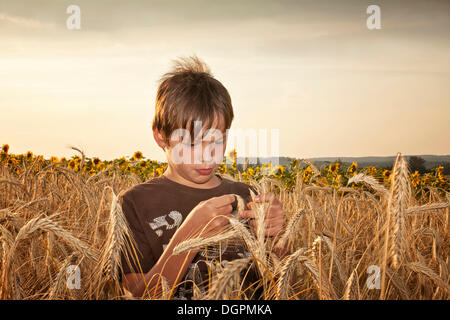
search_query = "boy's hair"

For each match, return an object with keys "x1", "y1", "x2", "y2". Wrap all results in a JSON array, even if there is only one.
[{"x1": 152, "y1": 55, "x2": 234, "y2": 144}]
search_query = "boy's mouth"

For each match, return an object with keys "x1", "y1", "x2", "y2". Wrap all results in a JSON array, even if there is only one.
[{"x1": 195, "y1": 168, "x2": 213, "y2": 175}]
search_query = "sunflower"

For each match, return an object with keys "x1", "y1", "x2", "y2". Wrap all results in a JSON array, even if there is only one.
[
  {"x1": 367, "y1": 166, "x2": 377, "y2": 176},
  {"x1": 228, "y1": 149, "x2": 237, "y2": 160},
  {"x1": 218, "y1": 163, "x2": 227, "y2": 174},
  {"x1": 133, "y1": 151, "x2": 144, "y2": 161},
  {"x1": 247, "y1": 167, "x2": 255, "y2": 176},
  {"x1": 334, "y1": 174, "x2": 342, "y2": 188},
  {"x1": 25, "y1": 151, "x2": 33, "y2": 160},
  {"x1": 348, "y1": 162, "x2": 358, "y2": 176},
  {"x1": 271, "y1": 165, "x2": 285, "y2": 178},
  {"x1": 328, "y1": 162, "x2": 340, "y2": 174},
  {"x1": 382, "y1": 169, "x2": 392, "y2": 182},
  {"x1": 92, "y1": 157, "x2": 101, "y2": 167},
  {"x1": 7, "y1": 158, "x2": 17, "y2": 166},
  {"x1": 155, "y1": 167, "x2": 164, "y2": 176},
  {"x1": 139, "y1": 160, "x2": 147, "y2": 168},
  {"x1": 68, "y1": 159, "x2": 77, "y2": 170},
  {"x1": 2, "y1": 144, "x2": 9, "y2": 154},
  {"x1": 423, "y1": 173, "x2": 432, "y2": 185},
  {"x1": 303, "y1": 166, "x2": 313, "y2": 183},
  {"x1": 436, "y1": 166, "x2": 444, "y2": 183},
  {"x1": 49, "y1": 156, "x2": 59, "y2": 164},
  {"x1": 292, "y1": 159, "x2": 299, "y2": 169},
  {"x1": 411, "y1": 170, "x2": 420, "y2": 187}
]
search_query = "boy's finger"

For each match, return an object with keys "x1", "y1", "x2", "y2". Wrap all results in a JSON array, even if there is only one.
[
  {"x1": 213, "y1": 194, "x2": 237, "y2": 208},
  {"x1": 240, "y1": 209, "x2": 255, "y2": 219},
  {"x1": 216, "y1": 204, "x2": 233, "y2": 215},
  {"x1": 253, "y1": 193, "x2": 277, "y2": 204},
  {"x1": 264, "y1": 217, "x2": 285, "y2": 228}
]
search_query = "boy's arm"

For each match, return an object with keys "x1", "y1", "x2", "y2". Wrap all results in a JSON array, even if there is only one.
[
  {"x1": 123, "y1": 226, "x2": 198, "y2": 298},
  {"x1": 122, "y1": 194, "x2": 237, "y2": 298}
]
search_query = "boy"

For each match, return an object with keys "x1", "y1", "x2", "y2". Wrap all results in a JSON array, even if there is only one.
[{"x1": 119, "y1": 55, "x2": 286, "y2": 299}]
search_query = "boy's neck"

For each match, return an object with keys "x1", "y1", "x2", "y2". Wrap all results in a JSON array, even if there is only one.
[{"x1": 162, "y1": 167, "x2": 222, "y2": 189}]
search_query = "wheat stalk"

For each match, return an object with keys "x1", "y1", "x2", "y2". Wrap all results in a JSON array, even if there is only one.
[
  {"x1": 206, "y1": 258, "x2": 251, "y2": 299},
  {"x1": 406, "y1": 201, "x2": 450, "y2": 215},
  {"x1": 387, "y1": 153, "x2": 411, "y2": 270},
  {"x1": 347, "y1": 173, "x2": 388, "y2": 196}
]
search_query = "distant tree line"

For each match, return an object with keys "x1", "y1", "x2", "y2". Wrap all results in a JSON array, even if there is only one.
[{"x1": 408, "y1": 156, "x2": 450, "y2": 175}]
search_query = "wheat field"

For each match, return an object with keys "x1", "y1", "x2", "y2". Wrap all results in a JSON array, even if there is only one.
[{"x1": 0, "y1": 149, "x2": 449, "y2": 300}]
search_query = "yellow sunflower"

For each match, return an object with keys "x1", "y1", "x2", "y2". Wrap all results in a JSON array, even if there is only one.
[
  {"x1": 411, "y1": 170, "x2": 420, "y2": 187},
  {"x1": 155, "y1": 167, "x2": 164, "y2": 176},
  {"x1": 2, "y1": 144, "x2": 9, "y2": 154},
  {"x1": 382, "y1": 169, "x2": 392, "y2": 182},
  {"x1": 92, "y1": 157, "x2": 101, "y2": 168},
  {"x1": 50, "y1": 156, "x2": 59, "y2": 164},
  {"x1": 329, "y1": 162, "x2": 340, "y2": 174},
  {"x1": 348, "y1": 162, "x2": 358, "y2": 176},
  {"x1": 269, "y1": 165, "x2": 285, "y2": 178},
  {"x1": 68, "y1": 159, "x2": 77, "y2": 170},
  {"x1": 303, "y1": 166, "x2": 313, "y2": 183},
  {"x1": 228, "y1": 149, "x2": 237, "y2": 161},
  {"x1": 133, "y1": 151, "x2": 144, "y2": 161},
  {"x1": 7, "y1": 157, "x2": 17, "y2": 166},
  {"x1": 436, "y1": 166, "x2": 444, "y2": 183},
  {"x1": 367, "y1": 166, "x2": 377, "y2": 176},
  {"x1": 25, "y1": 151, "x2": 33, "y2": 160}
]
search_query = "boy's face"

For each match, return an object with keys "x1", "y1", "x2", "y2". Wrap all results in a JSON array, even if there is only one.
[{"x1": 156, "y1": 116, "x2": 228, "y2": 185}]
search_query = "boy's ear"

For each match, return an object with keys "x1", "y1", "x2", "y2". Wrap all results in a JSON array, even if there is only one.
[{"x1": 153, "y1": 128, "x2": 168, "y2": 151}]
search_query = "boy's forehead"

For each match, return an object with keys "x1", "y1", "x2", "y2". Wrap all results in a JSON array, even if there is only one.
[{"x1": 184, "y1": 117, "x2": 227, "y2": 137}]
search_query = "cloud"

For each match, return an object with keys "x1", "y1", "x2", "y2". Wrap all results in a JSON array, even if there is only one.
[{"x1": 0, "y1": 12, "x2": 55, "y2": 29}]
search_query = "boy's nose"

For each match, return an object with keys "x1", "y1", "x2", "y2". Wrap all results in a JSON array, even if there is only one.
[{"x1": 193, "y1": 142, "x2": 220, "y2": 165}]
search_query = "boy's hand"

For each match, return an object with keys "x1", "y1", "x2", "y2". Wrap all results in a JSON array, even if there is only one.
[
  {"x1": 177, "y1": 194, "x2": 236, "y2": 238},
  {"x1": 240, "y1": 193, "x2": 286, "y2": 237}
]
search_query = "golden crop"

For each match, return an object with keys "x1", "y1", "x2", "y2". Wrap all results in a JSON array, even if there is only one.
[{"x1": 0, "y1": 144, "x2": 448, "y2": 300}]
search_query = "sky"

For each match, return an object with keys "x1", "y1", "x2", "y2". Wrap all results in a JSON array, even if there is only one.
[{"x1": 1, "y1": 0, "x2": 449, "y2": 162}]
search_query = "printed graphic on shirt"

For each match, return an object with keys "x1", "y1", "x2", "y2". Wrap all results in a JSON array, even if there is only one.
[
  {"x1": 199, "y1": 241, "x2": 228, "y2": 259},
  {"x1": 148, "y1": 210, "x2": 183, "y2": 237}
]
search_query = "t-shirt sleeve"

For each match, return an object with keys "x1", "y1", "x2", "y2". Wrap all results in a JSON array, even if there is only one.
[{"x1": 119, "y1": 191, "x2": 156, "y2": 276}]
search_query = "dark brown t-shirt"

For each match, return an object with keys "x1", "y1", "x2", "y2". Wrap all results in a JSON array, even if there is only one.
[{"x1": 118, "y1": 173, "x2": 259, "y2": 299}]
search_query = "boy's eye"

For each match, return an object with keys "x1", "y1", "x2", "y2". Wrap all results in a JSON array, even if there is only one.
[
  {"x1": 182, "y1": 141, "x2": 199, "y2": 147},
  {"x1": 181, "y1": 139, "x2": 223, "y2": 146}
]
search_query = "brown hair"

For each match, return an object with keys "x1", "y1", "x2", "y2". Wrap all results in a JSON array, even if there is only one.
[{"x1": 152, "y1": 55, "x2": 234, "y2": 144}]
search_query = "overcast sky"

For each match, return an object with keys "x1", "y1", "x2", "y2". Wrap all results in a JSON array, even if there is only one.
[{"x1": 1, "y1": 0, "x2": 449, "y2": 161}]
